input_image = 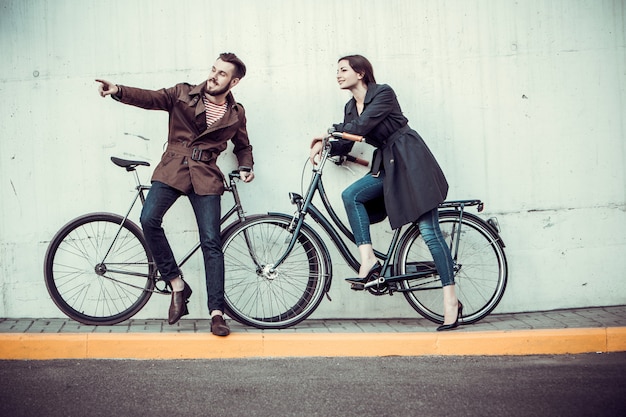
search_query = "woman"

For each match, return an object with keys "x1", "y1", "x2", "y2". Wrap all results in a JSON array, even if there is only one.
[{"x1": 310, "y1": 55, "x2": 461, "y2": 331}]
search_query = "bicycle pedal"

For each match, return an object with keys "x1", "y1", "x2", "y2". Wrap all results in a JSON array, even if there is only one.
[{"x1": 350, "y1": 283, "x2": 365, "y2": 291}]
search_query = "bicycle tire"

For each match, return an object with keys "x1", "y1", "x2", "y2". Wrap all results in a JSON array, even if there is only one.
[
  {"x1": 396, "y1": 211, "x2": 508, "y2": 324},
  {"x1": 43, "y1": 213, "x2": 156, "y2": 325},
  {"x1": 221, "y1": 214, "x2": 330, "y2": 329}
]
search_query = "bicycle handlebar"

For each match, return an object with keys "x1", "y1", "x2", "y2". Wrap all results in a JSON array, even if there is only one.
[
  {"x1": 322, "y1": 131, "x2": 368, "y2": 167},
  {"x1": 345, "y1": 154, "x2": 370, "y2": 167},
  {"x1": 331, "y1": 131, "x2": 365, "y2": 142}
]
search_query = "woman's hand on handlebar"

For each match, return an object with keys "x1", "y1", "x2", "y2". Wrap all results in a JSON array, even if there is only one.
[
  {"x1": 309, "y1": 136, "x2": 325, "y2": 165},
  {"x1": 309, "y1": 128, "x2": 365, "y2": 165}
]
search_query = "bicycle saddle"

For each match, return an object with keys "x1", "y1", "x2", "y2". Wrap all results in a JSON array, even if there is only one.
[{"x1": 110, "y1": 156, "x2": 150, "y2": 171}]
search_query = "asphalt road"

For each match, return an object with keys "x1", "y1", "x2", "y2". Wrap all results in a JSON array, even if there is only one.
[{"x1": 1, "y1": 353, "x2": 625, "y2": 417}]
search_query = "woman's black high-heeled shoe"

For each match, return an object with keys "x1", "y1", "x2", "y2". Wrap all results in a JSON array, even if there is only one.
[
  {"x1": 168, "y1": 280, "x2": 193, "y2": 325},
  {"x1": 345, "y1": 262, "x2": 382, "y2": 284},
  {"x1": 345, "y1": 262, "x2": 383, "y2": 290},
  {"x1": 436, "y1": 301, "x2": 463, "y2": 331}
]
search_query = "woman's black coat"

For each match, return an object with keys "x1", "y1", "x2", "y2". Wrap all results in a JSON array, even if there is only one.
[{"x1": 331, "y1": 83, "x2": 449, "y2": 230}]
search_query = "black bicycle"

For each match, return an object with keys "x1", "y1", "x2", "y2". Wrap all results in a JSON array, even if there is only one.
[
  {"x1": 43, "y1": 156, "x2": 254, "y2": 325},
  {"x1": 220, "y1": 132, "x2": 508, "y2": 329}
]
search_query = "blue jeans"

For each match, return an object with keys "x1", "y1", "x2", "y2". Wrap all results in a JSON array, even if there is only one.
[
  {"x1": 140, "y1": 181, "x2": 225, "y2": 312},
  {"x1": 417, "y1": 207, "x2": 455, "y2": 287},
  {"x1": 342, "y1": 173, "x2": 385, "y2": 246},
  {"x1": 342, "y1": 173, "x2": 455, "y2": 287}
]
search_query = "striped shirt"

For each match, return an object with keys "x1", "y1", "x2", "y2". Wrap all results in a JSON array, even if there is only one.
[{"x1": 202, "y1": 97, "x2": 228, "y2": 127}]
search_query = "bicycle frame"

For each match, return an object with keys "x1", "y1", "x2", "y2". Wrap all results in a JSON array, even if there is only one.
[
  {"x1": 97, "y1": 166, "x2": 149, "y2": 268},
  {"x1": 268, "y1": 139, "x2": 465, "y2": 290},
  {"x1": 100, "y1": 159, "x2": 248, "y2": 291},
  {"x1": 269, "y1": 135, "x2": 506, "y2": 297},
  {"x1": 177, "y1": 177, "x2": 248, "y2": 267},
  {"x1": 280, "y1": 176, "x2": 402, "y2": 274}
]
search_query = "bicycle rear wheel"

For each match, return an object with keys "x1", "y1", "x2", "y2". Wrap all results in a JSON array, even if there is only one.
[
  {"x1": 44, "y1": 213, "x2": 156, "y2": 325},
  {"x1": 221, "y1": 214, "x2": 330, "y2": 329},
  {"x1": 397, "y1": 211, "x2": 507, "y2": 324}
]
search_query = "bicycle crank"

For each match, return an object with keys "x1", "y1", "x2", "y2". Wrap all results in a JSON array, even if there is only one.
[{"x1": 351, "y1": 276, "x2": 389, "y2": 295}]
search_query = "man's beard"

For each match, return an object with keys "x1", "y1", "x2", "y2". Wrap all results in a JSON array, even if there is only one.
[{"x1": 206, "y1": 81, "x2": 229, "y2": 97}]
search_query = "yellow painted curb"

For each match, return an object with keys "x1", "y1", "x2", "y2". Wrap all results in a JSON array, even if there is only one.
[
  {"x1": 607, "y1": 327, "x2": 626, "y2": 352},
  {"x1": 434, "y1": 328, "x2": 609, "y2": 355},
  {"x1": 0, "y1": 328, "x2": 625, "y2": 360},
  {"x1": 0, "y1": 334, "x2": 88, "y2": 360},
  {"x1": 87, "y1": 333, "x2": 264, "y2": 359}
]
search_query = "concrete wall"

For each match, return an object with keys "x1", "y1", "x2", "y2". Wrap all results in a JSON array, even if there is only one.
[{"x1": 1, "y1": 0, "x2": 625, "y2": 321}]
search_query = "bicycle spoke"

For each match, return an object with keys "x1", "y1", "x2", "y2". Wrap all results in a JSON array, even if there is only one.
[
  {"x1": 398, "y1": 212, "x2": 507, "y2": 324},
  {"x1": 44, "y1": 214, "x2": 155, "y2": 325},
  {"x1": 222, "y1": 216, "x2": 328, "y2": 329}
]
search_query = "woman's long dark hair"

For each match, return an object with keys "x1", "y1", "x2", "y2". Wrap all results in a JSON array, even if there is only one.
[{"x1": 338, "y1": 55, "x2": 376, "y2": 85}]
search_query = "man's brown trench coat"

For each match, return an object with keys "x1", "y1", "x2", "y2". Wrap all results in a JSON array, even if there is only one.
[{"x1": 116, "y1": 82, "x2": 254, "y2": 195}]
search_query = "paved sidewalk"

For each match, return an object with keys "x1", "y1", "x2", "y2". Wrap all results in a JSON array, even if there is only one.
[
  {"x1": 2, "y1": 305, "x2": 625, "y2": 334},
  {"x1": 1, "y1": 306, "x2": 625, "y2": 359}
]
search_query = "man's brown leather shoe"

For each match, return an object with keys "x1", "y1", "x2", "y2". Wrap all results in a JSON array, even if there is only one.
[
  {"x1": 168, "y1": 281, "x2": 192, "y2": 325},
  {"x1": 211, "y1": 315, "x2": 230, "y2": 336}
]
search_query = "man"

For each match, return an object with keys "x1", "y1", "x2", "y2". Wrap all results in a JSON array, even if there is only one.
[{"x1": 96, "y1": 52, "x2": 254, "y2": 336}]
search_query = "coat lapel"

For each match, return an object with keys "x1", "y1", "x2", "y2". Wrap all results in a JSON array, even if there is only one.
[
  {"x1": 188, "y1": 83, "x2": 206, "y2": 118},
  {"x1": 191, "y1": 92, "x2": 240, "y2": 144}
]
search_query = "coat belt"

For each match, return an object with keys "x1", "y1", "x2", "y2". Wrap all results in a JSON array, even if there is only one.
[
  {"x1": 372, "y1": 125, "x2": 411, "y2": 174},
  {"x1": 166, "y1": 143, "x2": 217, "y2": 162},
  {"x1": 383, "y1": 125, "x2": 410, "y2": 146}
]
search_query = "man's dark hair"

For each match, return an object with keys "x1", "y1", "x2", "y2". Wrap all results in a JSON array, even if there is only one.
[
  {"x1": 338, "y1": 54, "x2": 376, "y2": 85},
  {"x1": 219, "y1": 52, "x2": 246, "y2": 80}
]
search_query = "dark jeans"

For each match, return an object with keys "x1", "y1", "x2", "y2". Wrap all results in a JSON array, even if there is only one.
[
  {"x1": 342, "y1": 173, "x2": 455, "y2": 287},
  {"x1": 140, "y1": 181, "x2": 225, "y2": 313},
  {"x1": 342, "y1": 172, "x2": 385, "y2": 246}
]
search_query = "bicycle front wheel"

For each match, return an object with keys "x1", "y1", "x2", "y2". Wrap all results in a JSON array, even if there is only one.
[
  {"x1": 221, "y1": 214, "x2": 330, "y2": 329},
  {"x1": 44, "y1": 213, "x2": 156, "y2": 325},
  {"x1": 397, "y1": 211, "x2": 508, "y2": 324}
]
